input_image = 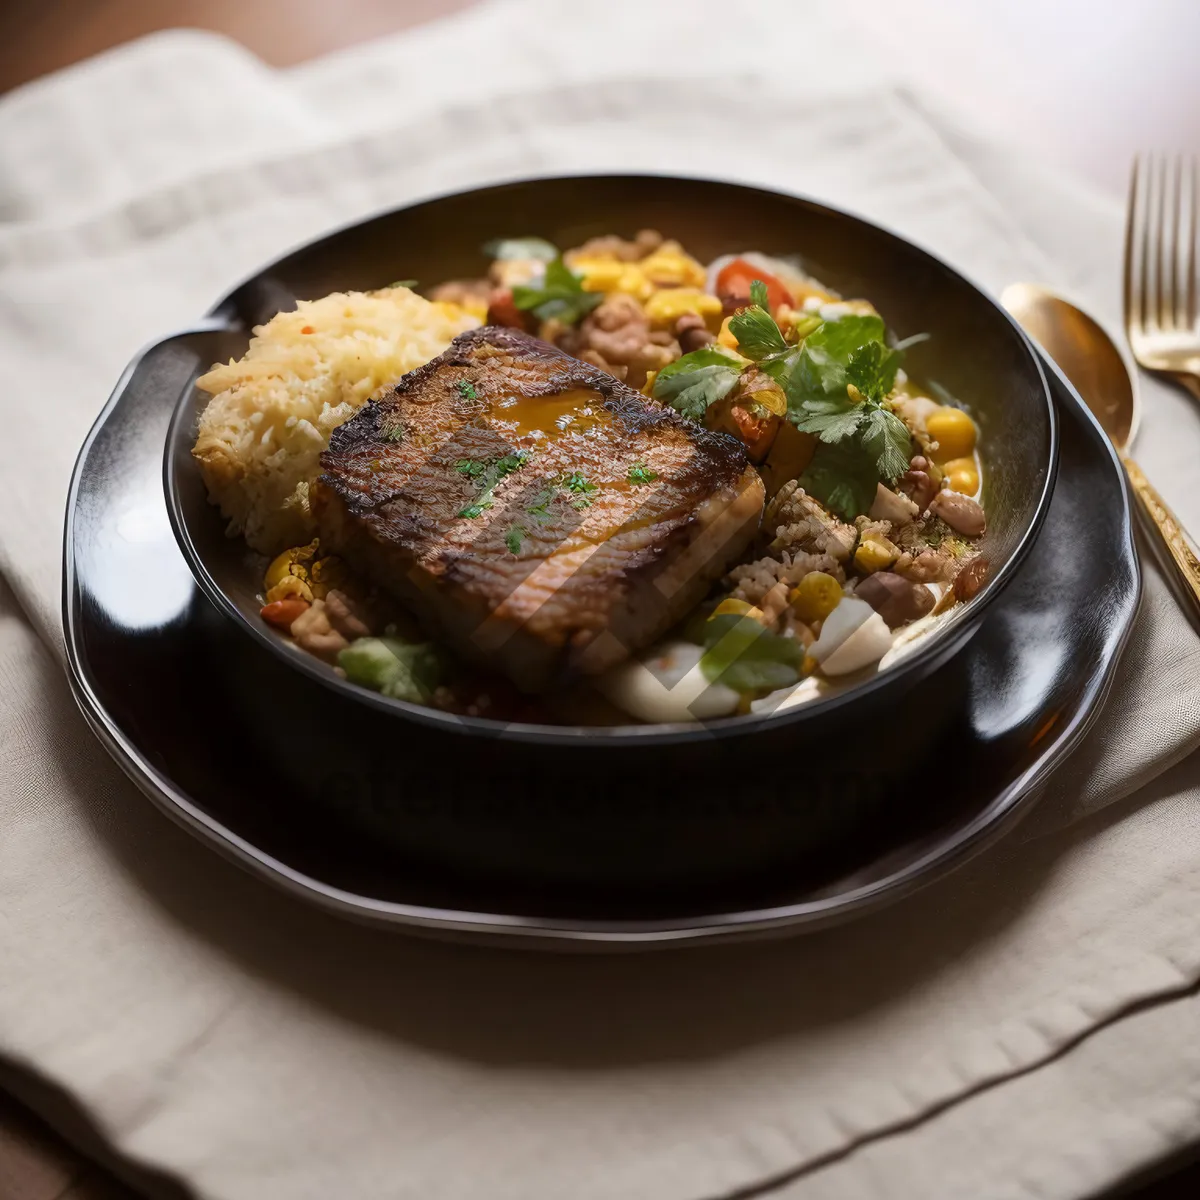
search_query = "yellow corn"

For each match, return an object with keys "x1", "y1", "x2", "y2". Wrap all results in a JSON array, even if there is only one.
[
  {"x1": 712, "y1": 597, "x2": 766, "y2": 623},
  {"x1": 643, "y1": 287, "x2": 722, "y2": 328},
  {"x1": 926, "y1": 406, "x2": 977, "y2": 462},
  {"x1": 639, "y1": 242, "x2": 708, "y2": 289},
  {"x1": 943, "y1": 456, "x2": 981, "y2": 495},
  {"x1": 265, "y1": 574, "x2": 313, "y2": 604},
  {"x1": 717, "y1": 315, "x2": 739, "y2": 350},
  {"x1": 789, "y1": 572, "x2": 843, "y2": 622},
  {"x1": 641, "y1": 370, "x2": 658, "y2": 397},
  {"x1": 854, "y1": 536, "x2": 899, "y2": 574},
  {"x1": 263, "y1": 540, "x2": 318, "y2": 591}
]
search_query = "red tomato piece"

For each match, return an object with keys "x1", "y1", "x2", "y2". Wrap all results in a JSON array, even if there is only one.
[{"x1": 715, "y1": 258, "x2": 791, "y2": 315}]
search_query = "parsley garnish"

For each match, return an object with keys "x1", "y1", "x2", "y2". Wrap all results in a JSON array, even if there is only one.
[
  {"x1": 512, "y1": 257, "x2": 603, "y2": 325},
  {"x1": 384, "y1": 425, "x2": 405, "y2": 443},
  {"x1": 651, "y1": 346, "x2": 744, "y2": 421},
  {"x1": 505, "y1": 526, "x2": 525, "y2": 555},
  {"x1": 457, "y1": 379, "x2": 478, "y2": 401},
  {"x1": 797, "y1": 439, "x2": 882, "y2": 522},
  {"x1": 559, "y1": 471, "x2": 599, "y2": 509},
  {"x1": 728, "y1": 280, "x2": 789, "y2": 361},
  {"x1": 627, "y1": 462, "x2": 659, "y2": 485},
  {"x1": 455, "y1": 451, "x2": 530, "y2": 519}
]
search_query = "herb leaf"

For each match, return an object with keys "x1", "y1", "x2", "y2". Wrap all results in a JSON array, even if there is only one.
[
  {"x1": 786, "y1": 314, "x2": 888, "y2": 413},
  {"x1": 699, "y1": 614, "x2": 803, "y2": 693},
  {"x1": 456, "y1": 451, "x2": 530, "y2": 519},
  {"x1": 505, "y1": 526, "x2": 525, "y2": 555},
  {"x1": 387, "y1": 279, "x2": 418, "y2": 290},
  {"x1": 383, "y1": 425, "x2": 405, "y2": 443},
  {"x1": 729, "y1": 303, "x2": 788, "y2": 361},
  {"x1": 559, "y1": 470, "x2": 599, "y2": 508},
  {"x1": 457, "y1": 379, "x2": 478, "y2": 401},
  {"x1": 652, "y1": 346, "x2": 744, "y2": 421},
  {"x1": 797, "y1": 440, "x2": 881, "y2": 521},
  {"x1": 749, "y1": 278, "x2": 771, "y2": 310},
  {"x1": 512, "y1": 257, "x2": 603, "y2": 324},
  {"x1": 846, "y1": 341, "x2": 902, "y2": 404},
  {"x1": 483, "y1": 236, "x2": 559, "y2": 262},
  {"x1": 860, "y1": 407, "x2": 912, "y2": 480},
  {"x1": 627, "y1": 462, "x2": 659, "y2": 485}
]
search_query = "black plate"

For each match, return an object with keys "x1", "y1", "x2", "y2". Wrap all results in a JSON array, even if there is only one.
[
  {"x1": 63, "y1": 333, "x2": 1138, "y2": 945},
  {"x1": 163, "y1": 175, "x2": 1057, "y2": 744}
]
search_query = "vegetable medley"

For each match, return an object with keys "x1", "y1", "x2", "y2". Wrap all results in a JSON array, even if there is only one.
[{"x1": 259, "y1": 229, "x2": 989, "y2": 722}]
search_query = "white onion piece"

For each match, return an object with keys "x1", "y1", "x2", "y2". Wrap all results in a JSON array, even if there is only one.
[
  {"x1": 810, "y1": 597, "x2": 893, "y2": 676},
  {"x1": 749, "y1": 675, "x2": 828, "y2": 715},
  {"x1": 598, "y1": 641, "x2": 739, "y2": 723}
]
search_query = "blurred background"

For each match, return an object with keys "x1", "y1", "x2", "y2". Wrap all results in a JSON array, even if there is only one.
[{"x1": 3, "y1": 0, "x2": 1199, "y2": 194}]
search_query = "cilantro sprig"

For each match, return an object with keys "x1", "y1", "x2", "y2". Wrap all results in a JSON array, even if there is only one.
[
  {"x1": 512, "y1": 257, "x2": 603, "y2": 325},
  {"x1": 651, "y1": 346, "x2": 745, "y2": 421}
]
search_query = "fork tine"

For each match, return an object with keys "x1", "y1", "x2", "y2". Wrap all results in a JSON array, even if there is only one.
[
  {"x1": 1188, "y1": 155, "x2": 1198, "y2": 331},
  {"x1": 1170, "y1": 154, "x2": 1184, "y2": 330},
  {"x1": 1155, "y1": 153, "x2": 1170, "y2": 329},
  {"x1": 1124, "y1": 156, "x2": 1140, "y2": 333}
]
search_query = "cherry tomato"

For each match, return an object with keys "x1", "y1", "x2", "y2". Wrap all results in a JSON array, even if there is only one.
[
  {"x1": 261, "y1": 599, "x2": 310, "y2": 630},
  {"x1": 715, "y1": 258, "x2": 792, "y2": 315},
  {"x1": 485, "y1": 287, "x2": 534, "y2": 330}
]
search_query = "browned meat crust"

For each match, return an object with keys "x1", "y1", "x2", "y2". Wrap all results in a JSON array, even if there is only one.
[{"x1": 313, "y1": 326, "x2": 764, "y2": 691}]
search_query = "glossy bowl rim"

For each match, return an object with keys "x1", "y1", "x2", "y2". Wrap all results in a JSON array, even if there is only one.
[{"x1": 163, "y1": 171, "x2": 1059, "y2": 746}]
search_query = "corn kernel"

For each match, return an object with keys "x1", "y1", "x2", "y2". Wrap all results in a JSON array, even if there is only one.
[
  {"x1": 264, "y1": 540, "x2": 318, "y2": 591},
  {"x1": 854, "y1": 536, "x2": 899, "y2": 574},
  {"x1": 712, "y1": 597, "x2": 766, "y2": 623},
  {"x1": 718, "y1": 315, "x2": 739, "y2": 350},
  {"x1": 789, "y1": 572, "x2": 843, "y2": 622},
  {"x1": 943, "y1": 456, "x2": 981, "y2": 495},
  {"x1": 641, "y1": 370, "x2": 658, "y2": 397},
  {"x1": 574, "y1": 258, "x2": 625, "y2": 293},
  {"x1": 265, "y1": 574, "x2": 313, "y2": 604},
  {"x1": 639, "y1": 242, "x2": 708, "y2": 289},
  {"x1": 643, "y1": 287, "x2": 722, "y2": 328},
  {"x1": 926, "y1": 406, "x2": 977, "y2": 462},
  {"x1": 616, "y1": 265, "x2": 653, "y2": 301}
]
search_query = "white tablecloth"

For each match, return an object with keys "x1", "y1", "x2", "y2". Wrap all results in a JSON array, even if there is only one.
[{"x1": 3, "y1": 3, "x2": 1200, "y2": 1197}]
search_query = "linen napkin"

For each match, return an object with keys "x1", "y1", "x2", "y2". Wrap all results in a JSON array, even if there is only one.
[{"x1": 4, "y1": 3, "x2": 1200, "y2": 1198}]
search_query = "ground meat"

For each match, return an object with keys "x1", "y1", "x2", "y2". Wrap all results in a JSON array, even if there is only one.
[
  {"x1": 566, "y1": 292, "x2": 680, "y2": 388},
  {"x1": 726, "y1": 549, "x2": 845, "y2": 607},
  {"x1": 765, "y1": 482, "x2": 858, "y2": 561},
  {"x1": 569, "y1": 229, "x2": 663, "y2": 263}
]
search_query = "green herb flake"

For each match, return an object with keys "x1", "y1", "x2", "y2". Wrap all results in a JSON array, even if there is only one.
[
  {"x1": 455, "y1": 451, "x2": 531, "y2": 519},
  {"x1": 387, "y1": 279, "x2": 418, "y2": 289},
  {"x1": 651, "y1": 346, "x2": 745, "y2": 421},
  {"x1": 559, "y1": 470, "x2": 599, "y2": 508},
  {"x1": 505, "y1": 526, "x2": 525, "y2": 555},
  {"x1": 627, "y1": 462, "x2": 659, "y2": 485},
  {"x1": 457, "y1": 379, "x2": 478, "y2": 401},
  {"x1": 511, "y1": 257, "x2": 604, "y2": 325},
  {"x1": 383, "y1": 425, "x2": 405, "y2": 443}
]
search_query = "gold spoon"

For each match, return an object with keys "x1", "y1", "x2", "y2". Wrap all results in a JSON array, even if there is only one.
[{"x1": 1001, "y1": 281, "x2": 1200, "y2": 618}]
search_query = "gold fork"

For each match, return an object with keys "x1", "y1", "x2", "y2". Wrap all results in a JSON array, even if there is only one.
[
  {"x1": 1125, "y1": 154, "x2": 1200, "y2": 399},
  {"x1": 1123, "y1": 153, "x2": 1200, "y2": 616}
]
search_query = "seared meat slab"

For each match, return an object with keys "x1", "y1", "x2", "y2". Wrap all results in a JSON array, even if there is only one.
[{"x1": 313, "y1": 326, "x2": 764, "y2": 691}]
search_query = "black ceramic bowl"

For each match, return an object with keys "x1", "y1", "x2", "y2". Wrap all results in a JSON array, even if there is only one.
[{"x1": 161, "y1": 175, "x2": 1057, "y2": 891}]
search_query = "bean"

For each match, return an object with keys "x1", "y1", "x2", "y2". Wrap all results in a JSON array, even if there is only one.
[
  {"x1": 853, "y1": 571, "x2": 935, "y2": 629},
  {"x1": 930, "y1": 489, "x2": 986, "y2": 536},
  {"x1": 953, "y1": 557, "x2": 990, "y2": 602}
]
